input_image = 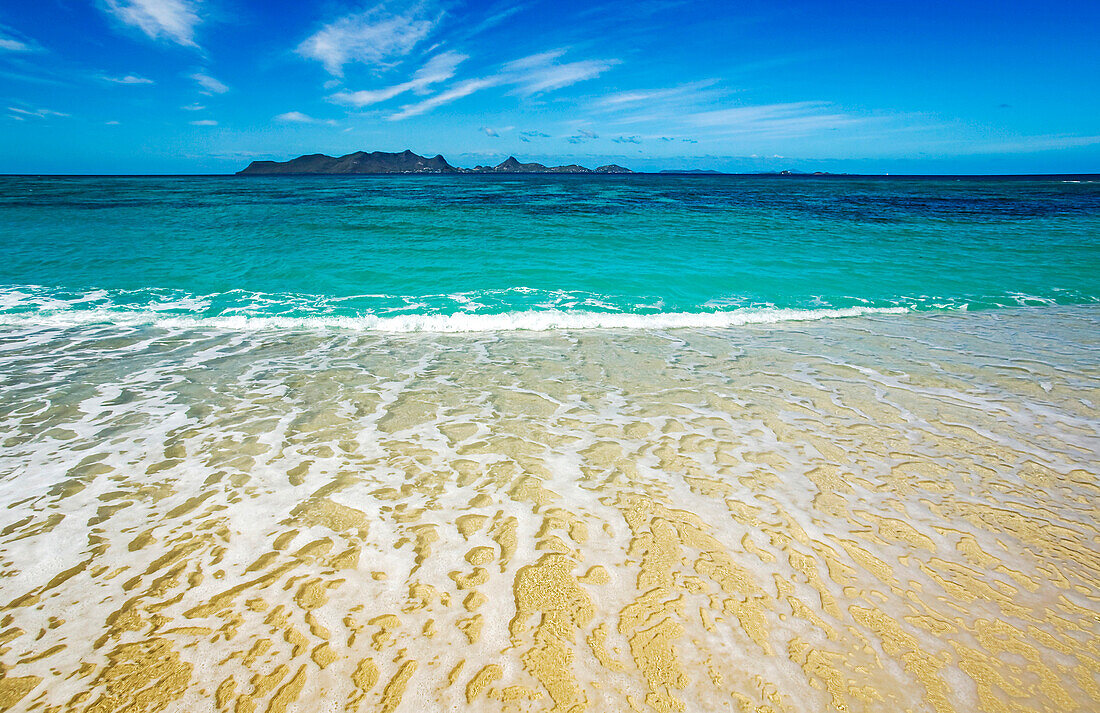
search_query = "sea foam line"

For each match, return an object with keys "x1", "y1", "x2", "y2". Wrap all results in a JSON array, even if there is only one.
[{"x1": 0, "y1": 306, "x2": 910, "y2": 333}]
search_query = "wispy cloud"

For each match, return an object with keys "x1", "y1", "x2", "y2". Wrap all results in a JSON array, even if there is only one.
[
  {"x1": 576, "y1": 0, "x2": 687, "y2": 22},
  {"x1": 106, "y1": 120, "x2": 121, "y2": 125},
  {"x1": 503, "y1": 49, "x2": 617, "y2": 96},
  {"x1": 595, "y1": 80, "x2": 721, "y2": 110},
  {"x1": 0, "y1": 38, "x2": 29, "y2": 52},
  {"x1": 7, "y1": 105, "x2": 69, "y2": 119},
  {"x1": 520, "y1": 130, "x2": 549, "y2": 138},
  {"x1": 0, "y1": 27, "x2": 36, "y2": 52},
  {"x1": 181, "y1": 102, "x2": 205, "y2": 111},
  {"x1": 275, "y1": 111, "x2": 315, "y2": 123},
  {"x1": 329, "y1": 51, "x2": 465, "y2": 107},
  {"x1": 274, "y1": 111, "x2": 336, "y2": 125},
  {"x1": 685, "y1": 102, "x2": 860, "y2": 137},
  {"x1": 298, "y1": 2, "x2": 444, "y2": 77},
  {"x1": 461, "y1": 3, "x2": 527, "y2": 39},
  {"x1": 189, "y1": 119, "x2": 217, "y2": 125},
  {"x1": 389, "y1": 76, "x2": 498, "y2": 120},
  {"x1": 612, "y1": 135, "x2": 641, "y2": 144},
  {"x1": 937, "y1": 133, "x2": 1100, "y2": 155},
  {"x1": 0, "y1": 69, "x2": 69, "y2": 87},
  {"x1": 598, "y1": 90, "x2": 665, "y2": 107},
  {"x1": 481, "y1": 125, "x2": 513, "y2": 137},
  {"x1": 593, "y1": 82, "x2": 737, "y2": 135},
  {"x1": 103, "y1": 0, "x2": 201, "y2": 47},
  {"x1": 192, "y1": 72, "x2": 228, "y2": 94},
  {"x1": 102, "y1": 74, "x2": 155, "y2": 85},
  {"x1": 567, "y1": 127, "x2": 599, "y2": 143},
  {"x1": 385, "y1": 48, "x2": 616, "y2": 120}
]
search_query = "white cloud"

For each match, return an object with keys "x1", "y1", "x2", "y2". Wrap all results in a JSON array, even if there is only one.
[
  {"x1": 388, "y1": 77, "x2": 499, "y2": 120},
  {"x1": 0, "y1": 36, "x2": 31, "y2": 52},
  {"x1": 182, "y1": 102, "x2": 205, "y2": 111},
  {"x1": 190, "y1": 119, "x2": 217, "y2": 125},
  {"x1": 192, "y1": 72, "x2": 228, "y2": 94},
  {"x1": 331, "y1": 85, "x2": 405, "y2": 107},
  {"x1": 596, "y1": 80, "x2": 720, "y2": 109},
  {"x1": 0, "y1": 25, "x2": 40, "y2": 53},
  {"x1": 298, "y1": 2, "x2": 443, "y2": 77},
  {"x1": 7, "y1": 106, "x2": 69, "y2": 119},
  {"x1": 502, "y1": 50, "x2": 560, "y2": 72},
  {"x1": 503, "y1": 49, "x2": 617, "y2": 96},
  {"x1": 106, "y1": 120, "x2": 121, "y2": 125},
  {"x1": 103, "y1": 0, "x2": 201, "y2": 47},
  {"x1": 481, "y1": 125, "x2": 513, "y2": 137},
  {"x1": 461, "y1": 3, "x2": 526, "y2": 39},
  {"x1": 383, "y1": 48, "x2": 616, "y2": 121},
  {"x1": 567, "y1": 127, "x2": 598, "y2": 143},
  {"x1": 599, "y1": 90, "x2": 657, "y2": 107},
  {"x1": 329, "y1": 51, "x2": 465, "y2": 107},
  {"x1": 274, "y1": 111, "x2": 337, "y2": 126},
  {"x1": 275, "y1": 111, "x2": 316, "y2": 123},
  {"x1": 685, "y1": 102, "x2": 860, "y2": 137},
  {"x1": 599, "y1": 90, "x2": 659, "y2": 106},
  {"x1": 938, "y1": 133, "x2": 1100, "y2": 155},
  {"x1": 103, "y1": 74, "x2": 155, "y2": 85}
]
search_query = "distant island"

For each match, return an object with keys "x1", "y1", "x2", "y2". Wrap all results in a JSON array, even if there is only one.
[{"x1": 237, "y1": 150, "x2": 633, "y2": 175}]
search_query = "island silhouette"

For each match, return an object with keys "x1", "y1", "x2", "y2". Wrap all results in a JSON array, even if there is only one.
[{"x1": 237, "y1": 149, "x2": 634, "y2": 175}]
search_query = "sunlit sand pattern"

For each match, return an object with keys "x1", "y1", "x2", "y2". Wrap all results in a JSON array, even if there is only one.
[{"x1": 0, "y1": 308, "x2": 1098, "y2": 713}]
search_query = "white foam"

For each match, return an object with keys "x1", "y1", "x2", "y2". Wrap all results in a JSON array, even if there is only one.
[{"x1": 0, "y1": 306, "x2": 910, "y2": 333}]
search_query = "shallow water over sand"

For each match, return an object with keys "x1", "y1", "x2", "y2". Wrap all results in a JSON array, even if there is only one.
[{"x1": 0, "y1": 307, "x2": 1098, "y2": 712}]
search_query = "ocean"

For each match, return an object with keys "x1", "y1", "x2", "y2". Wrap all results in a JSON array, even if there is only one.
[{"x1": 0, "y1": 174, "x2": 1097, "y2": 712}]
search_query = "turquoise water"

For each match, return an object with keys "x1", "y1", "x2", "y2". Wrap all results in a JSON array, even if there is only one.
[
  {"x1": 1, "y1": 174, "x2": 1098, "y2": 330},
  {"x1": 2, "y1": 174, "x2": 1100, "y2": 712}
]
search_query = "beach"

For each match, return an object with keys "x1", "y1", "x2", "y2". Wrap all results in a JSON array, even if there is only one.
[{"x1": 0, "y1": 176, "x2": 1097, "y2": 712}]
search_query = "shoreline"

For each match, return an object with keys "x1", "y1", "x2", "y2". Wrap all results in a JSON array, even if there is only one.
[{"x1": 0, "y1": 305, "x2": 1097, "y2": 711}]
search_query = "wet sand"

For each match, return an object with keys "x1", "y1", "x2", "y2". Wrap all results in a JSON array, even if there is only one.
[{"x1": 0, "y1": 307, "x2": 1097, "y2": 712}]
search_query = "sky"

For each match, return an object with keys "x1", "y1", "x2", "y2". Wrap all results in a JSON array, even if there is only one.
[{"x1": 1, "y1": 0, "x2": 1098, "y2": 174}]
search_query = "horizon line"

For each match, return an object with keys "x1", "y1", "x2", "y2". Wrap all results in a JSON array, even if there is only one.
[{"x1": 1, "y1": 172, "x2": 1098, "y2": 179}]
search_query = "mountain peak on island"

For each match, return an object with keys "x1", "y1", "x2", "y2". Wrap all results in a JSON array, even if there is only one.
[
  {"x1": 238, "y1": 150, "x2": 457, "y2": 175},
  {"x1": 236, "y1": 150, "x2": 634, "y2": 175}
]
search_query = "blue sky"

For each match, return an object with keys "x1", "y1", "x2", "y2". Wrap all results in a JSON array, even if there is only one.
[{"x1": 1, "y1": 0, "x2": 1098, "y2": 173}]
